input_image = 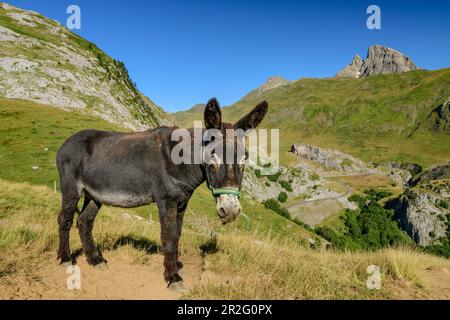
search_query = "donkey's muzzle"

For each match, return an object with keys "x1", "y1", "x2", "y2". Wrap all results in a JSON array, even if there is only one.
[{"x1": 215, "y1": 194, "x2": 242, "y2": 224}]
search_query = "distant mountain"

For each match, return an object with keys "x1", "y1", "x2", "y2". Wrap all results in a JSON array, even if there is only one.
[
  {"x1": 258, "y1": 76, "x2": 290, "y2": 93},
  {"x1": 336, "y1": 45, "x2": 420, "y2": 78},
  {"x1": 336, "y1": 54, "x2": 363, "y2": 78},
  {"x1": 174, "y1": 66, "x2": 450, "y2": 167},
  {"x1": 0, "y1": 2, "x2": 168, "y2": 129}
]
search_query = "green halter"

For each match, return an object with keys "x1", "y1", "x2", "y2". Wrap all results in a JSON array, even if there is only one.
[{"x1": 209, "y1": 186, "x2": 241, "y2": 198}]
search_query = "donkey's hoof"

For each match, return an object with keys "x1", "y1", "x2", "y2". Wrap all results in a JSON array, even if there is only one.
[
  {"x1": 168, "y1": 281, "x2": 186, "y2": 293},
  {"x1": 94, "y1": 262, "x2": 108, "y2": 271}
]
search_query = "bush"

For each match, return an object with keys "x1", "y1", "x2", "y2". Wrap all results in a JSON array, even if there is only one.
[
  {"x1": 363, "y1": 188, "x2": 393, "y2": 202},
  {"x1": 280, "y1": 180, "x2": 293, "y2": 192},
  {"x1": 254, "y1": 169, "x2": 262, "y2": 178},
  {"x1": 438, "y1": 200, "x2": 449, "y2": 209},
  {"x1": 267, "y1": 172, "x2": 281, "y2": 182},
  {"x1": 317, "y1": 202, "x2": 412, "y2": 251},
  {"x1": 263, "y1": 199, "x2": 314, "y2": 232},
  {"x1": 263, "y1": 199, "x2": 290, "y2": 219},
  {"x1": 278, "y1": 192, "x2": 288, "y2": 203},
  {"x1": 310, "y1": 173, "x2": 320, "y2": 181}
]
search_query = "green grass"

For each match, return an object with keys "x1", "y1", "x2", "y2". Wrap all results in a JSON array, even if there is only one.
[
  {"x1": 173, "y1": 69, "x2": 450, "y2": 168},
  {"x1": 0, "y1": 100, "x2": 449, "y2": 299},
  {"x1": 0, "y1": 98, "x2": 123, "y2": 187},
  {"x1": 0, "y1": 98, "x2": 314, "y2": 242}
]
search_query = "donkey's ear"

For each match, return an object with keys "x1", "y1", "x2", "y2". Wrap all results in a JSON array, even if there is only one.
[
  {"x1": 235, "y1": 101, "x2": 268, "y2": 131},
  {"x1": 204, "y1": 97, "x2": 222, "y2": 129}
]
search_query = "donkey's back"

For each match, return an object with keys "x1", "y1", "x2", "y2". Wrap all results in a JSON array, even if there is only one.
[{"x1": 56, "y1": 127, "x2": 174, "y2": 208}]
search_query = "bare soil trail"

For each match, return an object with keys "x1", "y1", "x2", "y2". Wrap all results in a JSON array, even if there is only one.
[{"x1": 0, "y1": 250, "x2": 204, "y2": 300}]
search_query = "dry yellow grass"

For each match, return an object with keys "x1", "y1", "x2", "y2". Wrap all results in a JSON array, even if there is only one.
[{"x1": 0, "y1": 180, "x2": 449, "y2": 300}]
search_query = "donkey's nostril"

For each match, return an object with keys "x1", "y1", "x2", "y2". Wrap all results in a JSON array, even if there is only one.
[{"x1": 219, "y1": 208, "x2": 226, "y2": 217}]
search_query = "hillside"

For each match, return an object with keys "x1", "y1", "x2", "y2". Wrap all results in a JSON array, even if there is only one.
[
  {"x1": 173, "y1": 68, "x2": 450, "y2": 168},
  {"x1": 0, "y1": 2, "x2": 167, "y2": 129}
]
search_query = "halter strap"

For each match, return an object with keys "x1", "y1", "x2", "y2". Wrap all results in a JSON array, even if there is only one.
[{"x1": 210, "y1": 187, "x2": 241, "y2": 198}]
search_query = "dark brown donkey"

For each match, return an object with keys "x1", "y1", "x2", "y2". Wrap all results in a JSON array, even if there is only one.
[{"x1": 56, "y1": 98, "x2": 268, "y2": 289}]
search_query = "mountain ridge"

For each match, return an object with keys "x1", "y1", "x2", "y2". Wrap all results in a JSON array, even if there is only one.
[
  {"x1": 0, "y1": 2, "x2": 168, "y2": 129},
  {"x1": 336, "y1": 45, "x2": 420, "y2": 78}
]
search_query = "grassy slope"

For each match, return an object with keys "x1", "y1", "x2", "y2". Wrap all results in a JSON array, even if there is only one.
[
  {"x1": 173, "y1": 69, "x2": 450, "y2": 168},
  {"x1": 0, "y1": 98, "x2": 314, "y2": 241},
  {"x1": 1, "y1": 180, "x2": 449, "y2": 299},
  {"x1": 0, "y1": 5, "x2": 166, "y2": 127},
  {"x1": 1, "y1": 99, "x2": 449, "y2": 298}
]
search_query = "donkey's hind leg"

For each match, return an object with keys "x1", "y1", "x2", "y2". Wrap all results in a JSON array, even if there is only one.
[
  {"x1": 57, "y1": 186, "x2": 81, "y2": 266},
  {"x1": 77, "y1": 193, "x2": 106, "y2": 268}
]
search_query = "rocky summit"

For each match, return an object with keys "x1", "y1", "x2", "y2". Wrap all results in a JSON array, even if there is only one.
[
  {"x1": 0, "y1": 2, "x2": 167, "y2": 129},
  {"x1": 335, "y1": 54, "x2": 363, "y2": 78},
  {"x1": 336, "y1": 45, "x2": 420, "y2": 78},
  {"x1": 258, "y1": 76, "x2": 290, "y2": 93}
]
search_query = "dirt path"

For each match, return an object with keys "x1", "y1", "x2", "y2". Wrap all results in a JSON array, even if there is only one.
[
  {"x1": 0, "y1": 250, "x2": 204, "y2": 300},
  {"x1": 286, "y1": 180, "x2": 352, "y2": 210}
]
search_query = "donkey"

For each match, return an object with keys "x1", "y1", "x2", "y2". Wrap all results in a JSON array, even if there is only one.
[{"x1": 56, "y1": 97, "x2": 268, "y2": 289}]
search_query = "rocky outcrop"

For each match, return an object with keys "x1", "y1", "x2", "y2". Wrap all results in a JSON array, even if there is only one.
[
  {"x1": 336, "y1": 55, "x2": 362, "y2": 78},
  {"x1": 293, "y1": 144, "x2": 374, "y2": 173},
  {"x1": 395, "y1": 185, "x2": 449, "y2": 246},
  {"x1": 411, "y1": 163, "x2": 450, "y2": 186},
  {"x1": 360, "y1": 45, "x2": 419, "y2": 77},
  {"x1": 429, "y1": 97, "x2": 450, "y2": 132},
  {"x1": 336, "y1": 45, "x2": 420, "y2": 78},
  {"x1": 0, "y1": 2, "x2": 168, "y2": 129},
  {"x1": 257, "y1": 76, "x2": 290, "y2": 95}
]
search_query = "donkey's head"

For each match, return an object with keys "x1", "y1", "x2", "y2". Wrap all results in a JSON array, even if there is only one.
[{"x1": 203, "y1": 98, "x2": 268, "y2": 224}]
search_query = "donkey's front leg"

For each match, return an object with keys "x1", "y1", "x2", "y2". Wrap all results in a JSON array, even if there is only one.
[{"x1": 158, "y1": 200, "x2": 183, "y2": 288}]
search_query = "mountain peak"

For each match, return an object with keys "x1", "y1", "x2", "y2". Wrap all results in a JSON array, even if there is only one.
[
  {"x1": 336, "y1": 54, "x2": 363, "y2": 78},
  {"x1": 336, "y1": 45, "x2": 420, "y2": 78},
  {"x1": 259, "y1": 76, "x2": 290, "y2": 92}
]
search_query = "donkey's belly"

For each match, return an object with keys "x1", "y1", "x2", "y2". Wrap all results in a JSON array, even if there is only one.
[{"x1": 83, "y1": 184, "x2": 154, "y2": 208}]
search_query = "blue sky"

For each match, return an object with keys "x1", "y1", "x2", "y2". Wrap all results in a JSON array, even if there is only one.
[{"x1": 7, "y1": 0, "x2": 450, "y2": 111}]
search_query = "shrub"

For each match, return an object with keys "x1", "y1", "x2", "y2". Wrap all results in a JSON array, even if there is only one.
[
  {"x1": 317, "y1": 202, "x2": 412, "y2": 251},
  {"x1": 262, "y1": 199, "x2": 290, "y2": 219},
  {"x1": 254, "y1": 169, "x2": 262, "y2": 178},
  {"x1": 278, "y1": 192, "x2": 288, "y2": 203},
  {"x1": 310, "y1": 173, "x2": 320, "y2": 181},
  {"x1": 280, "y1": 180, "x2": 293, "y2": 192},
  {"x1": 438, "y1": 200, "x2": 449, "y2": 209},
  {"x1": 263, "y1": 199, "x2": 315, "y2": 232},
  {"x1": 267, "y1": 172, "x2": 281, "y2": 182}
]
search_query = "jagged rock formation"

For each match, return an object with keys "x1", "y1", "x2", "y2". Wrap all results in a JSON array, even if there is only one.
[
  {"x1": 385, "y1": 164, "x2": 450, "y2": 246},
  {"x1": 411, "y1": 163, "x2": 450, "y2": 186},
  {"x1": 0, "y1": 2, "x2": 168, "y2": 129},
  {"x1": 336, "y1": 55, "x2": 362, "y2": 78},
  {"x1": 336, "y1": 45, "x2": 420, "y2": 78},
  {"x1": 395, "y1": 184, "x2": 449, "y2": 246}
]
